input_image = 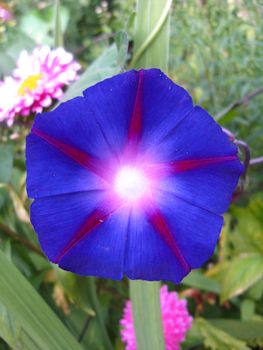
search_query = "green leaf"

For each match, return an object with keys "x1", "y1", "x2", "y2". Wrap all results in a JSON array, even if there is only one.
[
  {"x1": 0, "y1": 144, "x2": 13, "y2": 183},
  {"x1": 58, "y1": 272, "x2": 113, "y2": 350},
  {"x1": 115, "y1": 31, "x2": 129, "y2": 69},
  {"x1": 129, "y1": 280, "x2": 165, "y2": 350},
  {"x1": 193, "y1": 318, "x2": 250, "y2": 350},
  {"x1": 63, "y1": 45, "x2": 121, "y2": 102},
  {"x1": 0, "y1": 250, "x2": 83, "y2": 350},
  {"x1": 229, "y1": 197, "x2": 263, "y2": 256},
  {"x1": 19, "y1": 7, "x2": 69, "y2": 46},
  {"x1": 241, "y1": 299, "x2": 255, "y2": 320},
  {"x1": 0, "y1": 303, "x2": 41, "y2": 349},
  {"x1": 58, "y1": 270, "x2": 94, "y2": 315},
  {"x1": 0, "y1": 31, "x2": 35, "y2": 75},
  {"x1": 210, "y1": 319, "x2": 263, "y2": 342},
  {"x1": 221, "y1": 254, "x2": 263, "y2": 302},
  {"x1": 217, "y1": 109, "x2": 237, "y2": 124},
  {"x1": 0, "y1": 303, "x2": 25, "y2": 349},
  {"x1": 0, "y1": 184, "x2": 30, "y2": 223},
  {"x1": 182, "y1": 270, "x2": 220, "y2": 294},
  {"x1": 248, "y1": 279, "x2": 263, "y2": 300}
]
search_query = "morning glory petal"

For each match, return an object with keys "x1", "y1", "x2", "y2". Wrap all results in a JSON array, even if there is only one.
[{"x1": 26, "y1": 68, "x2": 243, "y2": 283}]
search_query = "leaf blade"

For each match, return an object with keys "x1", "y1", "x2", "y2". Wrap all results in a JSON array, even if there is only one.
[
  {"x1": 0, "y1": 250, "x2": 83, "y2": 350},
  {"x1": 221, "y1": 254, "x2": 263, "y2": 302}
]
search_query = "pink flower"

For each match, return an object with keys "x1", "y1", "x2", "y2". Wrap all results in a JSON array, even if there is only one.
[
  {"x1": 0, "y1": 5, "x2": 12, "y2": 22},
  {"x1": 0, "y1": 46, "x2": 81, "y2": 125},
  {"x1": 120, "y1": 285, "x2": 193, "y2": 350},
  {"x1": 0, "y1": 77, "x2": 22, "y2": 126}
]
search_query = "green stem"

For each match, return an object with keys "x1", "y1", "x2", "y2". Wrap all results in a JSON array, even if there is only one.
[
  {"x1": 87, "y1": 277, "x2": 114, "y2": 350},
  {"x1": 54, "y1": 0, "x2": 63, "y2": 47},
  {"x1": 131, "y1": 0, "x2": 172, "y2": 72},
  {"x1": 130, "y1": 0, "x2": 172, "y2": 70},
  {"x1": 129, "y1": 280, "x2": 165, "y2": 350},
  {"x1": 129, "y1": 1, "x2": 172, "y2": 349}
]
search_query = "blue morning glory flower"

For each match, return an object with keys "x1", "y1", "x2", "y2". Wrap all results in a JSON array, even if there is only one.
[{"x1": 26, "y1": 69, "x2": 243, "y2": 283}]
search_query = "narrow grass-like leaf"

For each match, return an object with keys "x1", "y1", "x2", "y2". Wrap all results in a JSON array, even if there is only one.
[
  {"x1": 0, "y1": 250, "x2": 83, "y2": 350},
  {"x1": 54, "y1": 0, "x2": 63, "y2": 47}
]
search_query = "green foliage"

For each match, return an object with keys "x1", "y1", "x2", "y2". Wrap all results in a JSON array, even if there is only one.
[
  {"x1": 115, "y1": 31, "x2": 129, "y2": 70},
  {"x1": 210, "y1": 319, "x2": 263, "y2": 344},
  {"x1": 0, "y1": 250, "x2": 83, "y2": 350},
  {"x1": 217, "y1": 195, "x2": 263, "y2": 301},
  {"x1": 182, "y1": 270, "x2": 220, "y2": 294},
  {"x1": 169, "y1": 1, "x2": 263, "y2": 185},
  {"x1": 63, "y1": 44, "x2": 121, "y2": 101},
  {"x1": 58, "y1": 272, "x2": 114, "y2": 350},
  {"x1": 221, "y1": 254, "x2": 263, "y2": 302},
  {"x1": 193, "y1": 318, "x2": 250, "y2": 350},
  {"x1": 0, "y1": 1, "x2": 263, "y2": 349},
  {"x1": 0, "y1": 144, "x2": 13, "y2": 183}
]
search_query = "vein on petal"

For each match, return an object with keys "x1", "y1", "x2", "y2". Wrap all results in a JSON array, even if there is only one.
[
  {"x1": 146, "y1": 155, "x2": 238, "y2": 176},
  {"x1": 54, "y1": 199, "x2": 123, "y2": 263},
  {"x1": 125, "y1": 70, "x2": 144, "y2": 158},
  {"x1": 146, "y1": 204, "x2": 191, "y2": 273},
  {"x1": 32, "y1": 127, "x2": 111, "y2": 183}
]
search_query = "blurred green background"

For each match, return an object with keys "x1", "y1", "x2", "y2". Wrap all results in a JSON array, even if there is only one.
[{"x1": 0, "y1": 1, "x2": 263, "y2": 349}]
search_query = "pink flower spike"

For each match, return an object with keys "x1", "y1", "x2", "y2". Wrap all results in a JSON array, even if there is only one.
[{"x1": 120, "y1": 285, "x2": 193, "y2": 350}]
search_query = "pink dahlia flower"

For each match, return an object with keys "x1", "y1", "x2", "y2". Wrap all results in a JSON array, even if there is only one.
[
  {"x1": 0, "y1": 77, "x2": 22, "y2": 126},
  {"x1": 120, "y1": 285, "x2": 193, "y2": 350},
  {"x1": 0, "y1": 46, "x2": 80, "y2": 125}
]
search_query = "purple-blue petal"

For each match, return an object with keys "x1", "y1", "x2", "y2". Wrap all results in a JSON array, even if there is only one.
[
  {"x1": 124, "y1": 207, "x2": 188, "y2": 284},
  {"x1": 30, "y1": 191, "x2": 105, "y2": 262},
  {"x1": 26, "y1": 68, "x2": 244, "y2": 283},
  {"x1": 83, "y1": 70, "x2": 140, "y2": 155},
  {"x1": 59, "y1": 207, "x2": 129, "y2": 279},
  {"x1": 26, "y1": 133, "x2": 108, "y2": 198},
  {"x1": 31, "y1": 191, "x2": 129, "y2": 279},
  {"x1": 154, "y1": 190, "x2": 223, "y2": 269},
  {"x1": 147, "y1": 106, "x2": 239, "y2": 161},
  {"x1": 30, "y1": 97, "x2": 115, "y2": 160},
  {"x1": 139, "y1": 69, "x2": 193, "y2": 151},
  {"x1": 151, "y1": 106, "x2": 243, "y2": 215}
]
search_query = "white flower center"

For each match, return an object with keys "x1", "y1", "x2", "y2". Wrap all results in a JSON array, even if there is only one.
[{"x1": 115, "y1": 166, "x2": 148, "y2": 201}]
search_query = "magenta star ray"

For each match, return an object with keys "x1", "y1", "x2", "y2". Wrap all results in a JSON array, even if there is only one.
[
  {"x1": 32, "y1": 127, "x2": 111, "y2": 183},
  {"x1": 128, "y1": 70, "x2": 143, "y2": 145},
  {"x1": 147, "y1": 204, "x2": 191, "y2": 273},
  {"x1": 144, "y1": 155, "x2": 238, "y2": 177},
  {"x1": 54, "y1": 199, "x2": 123, "y2": 263}
]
